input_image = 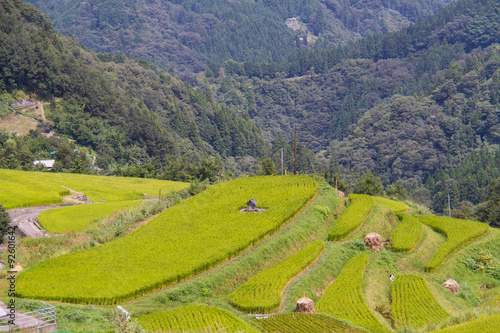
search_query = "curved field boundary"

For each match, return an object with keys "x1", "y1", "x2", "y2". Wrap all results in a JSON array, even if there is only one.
[
  {"x1": 328, "y1": 194, "x2": 375, "y2": 241},
  {"x1": 38, "y1": 201, "x2": 142, "y2": 233},
  {"x1": 17, "y1": 176, "x2": 317, "y2": 304},
  {"x1": 431, "y1": 314, "x2": 500, "y2": 333},
  {"x1": 229, "y1": 241, "x2": 325, "y2": 313},
  {"x1": 391, "y1": 274, "x2": 449, "y2": 329},
  {"x1": 391, "y1": 214, "x2": 423, "y2": 253},
  {"x1": 374, "y1": 197, "x2": 409, "y2": 213},
  {"x1": 316, "y1": 254, "x2": 388, "y2": 333},
  {"x1": 253, "y1": 313, "x2": 367, "y2": 333},
  {"x1": 416, "y1": 216, "x2": 490, "y2": 272},
  {"x1": 138, "y1": 304, "x2": 259, "y2": 333}
]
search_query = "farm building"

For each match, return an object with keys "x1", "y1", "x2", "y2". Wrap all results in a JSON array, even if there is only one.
[
  {"x1": 33, "y1": 159, "x2": 55, "y2": 170},
  {"x1": 246, "y1": 198, "x2": 258, "y2": 211}
]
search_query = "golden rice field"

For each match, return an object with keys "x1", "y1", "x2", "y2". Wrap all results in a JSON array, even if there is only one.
[
  {"x1": 0, "y1": 169, "x2": 69, "y2": 208},
  {"x1": 37, "y1": 201, "x2": 142, "y2": 233},
  {"x1": 17, "y1": 176, "x2": 317, "y2": 304},
  {"x1": 0, "y1": 169, "x2": 189, "y2": 208}
]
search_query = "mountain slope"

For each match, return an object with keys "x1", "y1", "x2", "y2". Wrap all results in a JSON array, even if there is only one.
[
  {"x1": 24, "y1": 0, "x2": 453, "y2": 76},
  {"x1": 0, "y1": 0, "x2": 268, "y2": 170}
]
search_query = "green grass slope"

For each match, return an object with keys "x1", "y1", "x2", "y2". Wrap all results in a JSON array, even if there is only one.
[{"x1": 17, "y1": 176, "x2": 317, "y2": 304}]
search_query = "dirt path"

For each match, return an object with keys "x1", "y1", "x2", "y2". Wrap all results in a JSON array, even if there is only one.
[{"x1": 38, "y1": 101, "x2": 46, "y2": 121}]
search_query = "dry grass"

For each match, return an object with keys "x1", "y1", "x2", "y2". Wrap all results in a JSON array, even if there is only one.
[{"x1": 0, "y1": 113, "x2": 37, "y2": 135}]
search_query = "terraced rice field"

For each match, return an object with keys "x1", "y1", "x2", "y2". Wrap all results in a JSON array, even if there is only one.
[
  {"x1": 138, "y1": 304, "x2": 259, "y2": 332},
  {"x1": 24, "y1": 171, "x2": 189, "y2": 202},
  {"x1": 416, "y1": 216, "x2": 489, "y2": 271},
  {"x1": 254, "y1": 313, "x2": 366, "y2": 333},
  {"x1": 373, "y1": 197, "x2": 409, "y2": 213},
  {"x1": 17, "y1": 176, "x2": 317, "y2": 304},
  {"x1": 391, "y1": 214, "x2": 423, "y2": 252},
  {"x1": 0, "y1": 169, "x2": 68, "y2": 209},
  {"x1": 0, "y1": 169, "x2": 189, "y2": 208},
  {"x1": 431, "y1": 314, "x2": 500, "y2": 333},
  {"x1": 328, "y1": 194, "x2": 375, "y2": 241},
  {"x1": 391, "y1": 274, "x2": 449, "y2": 328},
  {"x1": 38, "y1": 201, "x2": 142, "y2": 233},
  {"x1": 229, "y1": 241, "x2": 324, "y2": 313},
  {"x1": 316, "y1": 254, "x2": 388, "y2": 333}
]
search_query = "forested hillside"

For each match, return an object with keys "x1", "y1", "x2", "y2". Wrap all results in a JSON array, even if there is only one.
[
  {"x1": 204, "y1": 0, "x2": 500, "y2": 217},
  {"x1": 0, "y1": 0, "x2": 267, "y2": 173},
  {"x1": 23, "y1": 0, "x2": 452, "y2": 77}
]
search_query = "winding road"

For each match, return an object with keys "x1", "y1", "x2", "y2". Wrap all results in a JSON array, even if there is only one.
[{"x1": 8, "y1": 206, "x2": 59, "y2": 238}]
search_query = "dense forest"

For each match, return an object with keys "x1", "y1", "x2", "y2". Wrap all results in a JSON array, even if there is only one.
[
  {"x1": 0, "y1": 0, "x2": 268, "y2": 175},
  {"x1": 23, "y1": 0, "x2": 452, "y2": 77},
  {"x1": 202, "y1": 0, "x2": 500, "y2": 219}
]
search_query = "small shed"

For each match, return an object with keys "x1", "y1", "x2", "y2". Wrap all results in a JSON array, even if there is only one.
[
  {"x1": 295, "y1": 295, "x2": 315, "y2": 313},
  {"x1": 442, "y1": 278, "x2": 459, "y2": 294},
  {"x1": 246, "y1": 198, "x2": 258, "y2": 212},
  {"x1": 364, "y1": 232, "x2": 383, "y2": 252}
]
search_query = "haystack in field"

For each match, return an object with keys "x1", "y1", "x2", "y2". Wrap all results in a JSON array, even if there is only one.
[
  {"x1": 442, "y1": 278, "x2": 459, "y2": 294},
  {"x1": 364, "y1": 232, "x2": 383, "y2": 252},
  {"x1": 295, "y1": 295, "x2": 315, "y2": 313}
]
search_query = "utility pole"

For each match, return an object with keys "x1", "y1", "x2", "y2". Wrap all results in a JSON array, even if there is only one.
[
  {"x1": 448, "y1": 194, "x2": 451, "y2": 218},
  {"x1": 280, "y1": 148, "x2": 284, "y2": 175},
  {"x1": 294, "y1": 125, "x2": 297, "y2": 175}
]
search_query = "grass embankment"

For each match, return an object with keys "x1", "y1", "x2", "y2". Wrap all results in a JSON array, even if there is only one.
[
  {"x1": 17, "y1": 176, "x2": 317, "y2": 304},
  {"x1": 38, "y1": 201, "x2": 142, "y2": 233}
]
